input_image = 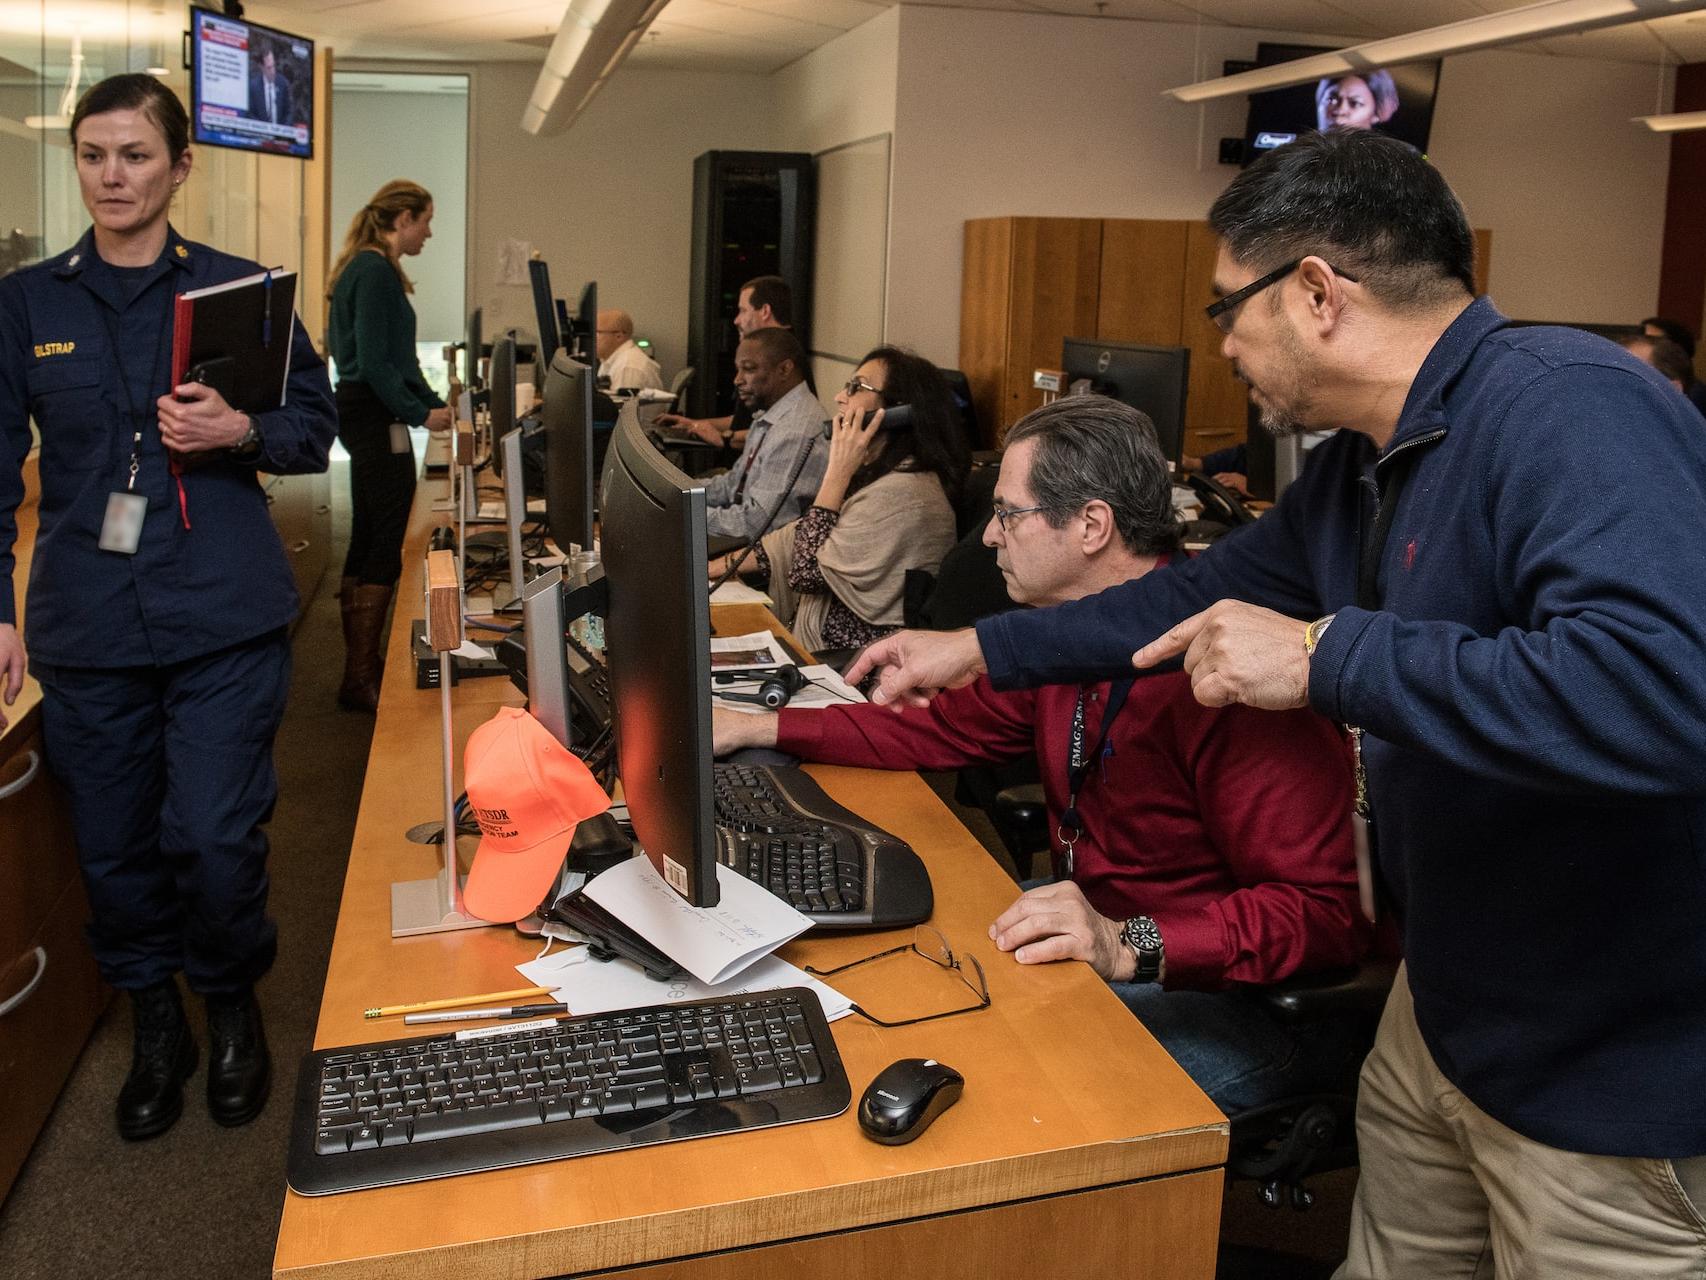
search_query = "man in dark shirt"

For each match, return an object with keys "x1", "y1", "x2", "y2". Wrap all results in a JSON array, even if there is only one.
[
  {"x1": 849, "y1": 131, "x2": 1706, "y2": 1276},
  {"x1": 655, "y1": 274, "x2": 794, "y2": 449}
]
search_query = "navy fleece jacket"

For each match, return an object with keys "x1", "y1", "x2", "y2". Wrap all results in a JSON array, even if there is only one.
[{"x1": 977, "y1": 298, "x2": 1706, "y2": 1158}]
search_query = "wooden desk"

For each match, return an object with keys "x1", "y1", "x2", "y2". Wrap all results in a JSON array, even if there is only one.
[
  {"x1": 0, "y1": 456, "x2": 108, "y2": 1203},
  {"x1": 272, "y1": 481, "x2": 1227, "y2": 1278}
]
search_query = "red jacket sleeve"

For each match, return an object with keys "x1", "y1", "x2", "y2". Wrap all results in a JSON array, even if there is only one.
[
  {"x1": 1153, "y1": 703, "x2": 1372, "y2": 988},
  {"x1": 774, "y1": 676, "x2": 1038, "y2": 771}
]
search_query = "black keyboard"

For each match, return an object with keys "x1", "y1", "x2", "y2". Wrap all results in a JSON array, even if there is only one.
[
  {"x1": 713, "y1": 763, "x2": 933, "y2": 929},
  {"x1": 287, "y1": 988, "x2": 850, "y2": 1196}
]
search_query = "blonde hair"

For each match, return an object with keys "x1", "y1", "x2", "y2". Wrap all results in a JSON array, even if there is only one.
[{"x1": 327, "y1": 179, "x2": 432, "y2": 298}]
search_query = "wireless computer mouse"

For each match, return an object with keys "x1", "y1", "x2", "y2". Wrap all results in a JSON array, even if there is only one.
[{"x1": 857, "y1": 1058, "x2": 964, "y2": 1145}]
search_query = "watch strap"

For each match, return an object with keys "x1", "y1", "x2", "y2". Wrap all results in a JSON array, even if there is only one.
[{"x1": 1120, "y1": 915, "x2": 1164, "y2": 984}]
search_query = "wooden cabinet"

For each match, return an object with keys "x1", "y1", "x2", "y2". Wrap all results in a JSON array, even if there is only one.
[
  {"x1": 961, "y1": 216, "x2": 1492, "y2": 460},
  {"x1": 0, "y1": 725, "x2": 104, "y2": 1203},
  {"x1": 0, "y1": 457, "x2": 107, "y2": 1206}
]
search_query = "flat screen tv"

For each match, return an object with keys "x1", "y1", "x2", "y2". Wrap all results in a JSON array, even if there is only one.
[
  {"x1": 189, "y1": 8, "x2": 314, "y2": 159},
  {"x1": 1243, "y1": 43, "x2": 1440, "y2": 161}
]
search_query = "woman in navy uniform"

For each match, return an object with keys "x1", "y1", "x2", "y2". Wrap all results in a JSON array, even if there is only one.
[{"x1": 0, "y1": 74, "x2": 336, "y2": 1139}]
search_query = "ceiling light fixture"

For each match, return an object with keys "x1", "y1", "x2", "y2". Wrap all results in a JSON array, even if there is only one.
[
  {"x1": 1633, "y1": 109, "x2": 1706, "y2": 130},
  {"x1": 522, "y1": 0, "x2": 670, "y2": 135},
  {"x1": 1164, "y1": 0, "x2": 1706, "y2": 104}
]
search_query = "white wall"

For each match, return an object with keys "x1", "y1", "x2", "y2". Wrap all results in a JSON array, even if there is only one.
[
  {"x1": 884, "y1": 6, "x2": 1674, "y2": 365},
  {"x1": 330, "y1": 83, "x2": 469, "y2": 343},
  {"x1": 465, "y1": 62, "x2": 776, "y2": 378},
  {"x1": 1429, "y1": 48, "x2": 1671, "y2": 322},
  {"x1": 772, "y1": 6, "x2": 900, "y2": 401}
]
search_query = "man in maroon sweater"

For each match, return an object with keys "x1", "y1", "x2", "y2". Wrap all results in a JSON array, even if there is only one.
[{"x1": 715, "y1": 397, "x2": 1370, "y2": 1112}]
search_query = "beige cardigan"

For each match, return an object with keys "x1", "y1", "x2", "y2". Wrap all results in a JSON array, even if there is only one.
[{"x1": 760, "y1": 469, "x2": 956, "y2": 653}]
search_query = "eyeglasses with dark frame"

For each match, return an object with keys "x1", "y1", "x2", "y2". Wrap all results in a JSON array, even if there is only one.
[
  {"x1": 1204, "y1": 257, "x2": 1359, "y2": 334},
  {"x1": 843, "y1": 375, "x2": 882, "y2": 397},
  {"x1": 804, "y1": 925, "x2": 991, "y2": 1028},
  {"x1": 988, "y1": 502, "x2": 1053, "y2": 533}
]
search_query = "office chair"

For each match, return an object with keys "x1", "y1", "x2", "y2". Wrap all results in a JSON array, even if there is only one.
[
  {"x1": 667, "y1": 365, "x2": 695, "y2": 409},
  {"x1": 990, "y1": 784, "x2": 1398, "y2": 1210}
]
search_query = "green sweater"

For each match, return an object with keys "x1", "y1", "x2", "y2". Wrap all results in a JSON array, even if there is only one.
[{"x1": 326, "y1": 249, "x2": 444, "y2": 426}]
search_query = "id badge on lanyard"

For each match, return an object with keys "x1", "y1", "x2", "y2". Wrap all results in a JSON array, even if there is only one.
[{"x1": 99, "y1": 429, "x2": 146, "y2": 555}]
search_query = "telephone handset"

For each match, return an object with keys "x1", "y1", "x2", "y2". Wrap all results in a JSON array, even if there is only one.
[{"x1": 825, "y1": 402, "x2": 913, "y2": 439}]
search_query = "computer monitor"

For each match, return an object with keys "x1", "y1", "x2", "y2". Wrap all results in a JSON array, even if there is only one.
[
  {"x1": 466, "y1": 307, "x2": 483, "y2": 392},
  {"x1": 529, "y1": 258, "x2": 560, "y2": 366},
  {"x1": 485, "y1": 426, "x2": 531, "y2": 613},
  {"x1": 541, "y1": 351, "x2": 596, "y2": 555},
  {"x1": 574, "y1": 281, "x2": 598, "y2": 365},
  {"x1": 521, "y1": 565, "x2": 572, "y2": 751},
  {"x1": 488, "y1": 333, "x2": 517, "y2": 477},
  {"x1": 599, "y1": 400, "x2": 720, "y2": 908},
  {"x1": 1060, "y1": 338, "x2": 1190, "y2": 471}
]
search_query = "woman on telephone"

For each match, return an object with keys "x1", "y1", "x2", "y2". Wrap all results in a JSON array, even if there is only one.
[{"x1": 711, "y1": 347, "x2": 966, "y2": 655}]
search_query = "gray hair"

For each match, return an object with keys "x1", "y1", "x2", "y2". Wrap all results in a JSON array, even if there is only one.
[{"x1": 1003, "y1": 396, "x2": 1178, "y2": 555}]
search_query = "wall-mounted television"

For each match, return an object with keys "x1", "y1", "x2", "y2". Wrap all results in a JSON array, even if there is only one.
[
  {"x1": 1243, "y1": 43, "x2": 1440, "y2": 161},
  {"x1": 189, "y1": 8, "x2": 314, "y2": 159}
]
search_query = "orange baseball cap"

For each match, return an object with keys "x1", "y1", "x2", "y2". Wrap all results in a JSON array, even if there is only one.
[{"x1": 463, "y1": 706, "x2": 611, "y2": 923}]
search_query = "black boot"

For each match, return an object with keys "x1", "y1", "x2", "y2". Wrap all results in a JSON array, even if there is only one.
[
  {"x1": 117, "y1": 980, "x2": 198, "y2": 1141},
  {"x1": 205, "y1": 988, "x2": 271, "y2": 1127}
]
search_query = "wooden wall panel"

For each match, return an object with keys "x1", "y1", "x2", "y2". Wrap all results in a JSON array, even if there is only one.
[
  {"x1": 1473, "y1": 228, "x2": 1492, "y2": 299},
  {"x1": 1097, "y1": 219, "x2": 1190, "y2": 347},
  {"x1": 999, "y1": 217, "x2": 1103, "y2": 444},
  {"x1": 1179, "y1": 221, "x2": 1248, "y2": 461},
  {"x1": 960, "y1": 218, "x2": 1014, "y2": 449}
]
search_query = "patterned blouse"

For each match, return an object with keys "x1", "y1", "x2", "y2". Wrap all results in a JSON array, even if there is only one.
[{"x1": 748, "y1": 505, "x2": 897, "y2": 651}]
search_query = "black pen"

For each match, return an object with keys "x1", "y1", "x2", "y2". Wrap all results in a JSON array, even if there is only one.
[{"x1": 404, "y1": 1003, "x2": 568, "y2": 1025}]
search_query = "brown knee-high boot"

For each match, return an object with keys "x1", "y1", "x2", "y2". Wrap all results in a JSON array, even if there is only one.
[{"x1": 337, "y1": 582, "x2": 393, "y2": 712}]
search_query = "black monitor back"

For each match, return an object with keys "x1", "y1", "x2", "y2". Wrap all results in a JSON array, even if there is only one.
[
  {"x1": 600, "y1": 401, "x2": 720, "y2": 907},
  {"x1": 1060, "y1": 338, "x2": 1190, "y2": 470},
  {"x1": 466, "y1": 307, "x2": 483, "y2": 391},
  {"x1": 488, "y1": 334, "x2": 517, "y2": 477},
  {"x1": 575, "y1": 281, "x2": 598, "y2": 365},
  {"x1": 529, "y1": 258, "x2": 560, "y2": 366},
  {"x1": 542, "y1": 352, "x2": 596, "y2": 553}
]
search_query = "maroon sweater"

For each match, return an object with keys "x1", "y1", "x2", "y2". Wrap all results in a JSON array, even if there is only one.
[{"x1": 776, "y1": 671, "x2": 1369, "y2": 990}]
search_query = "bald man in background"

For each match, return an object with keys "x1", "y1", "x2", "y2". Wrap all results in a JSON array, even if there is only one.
[{"x1": 595, "y1": 308, "x2": 663, "y2": 392}]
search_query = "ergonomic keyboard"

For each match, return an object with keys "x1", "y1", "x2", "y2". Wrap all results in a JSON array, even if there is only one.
[
  {"x1": 287, "y1": 988, "x2": 850, "y2": 1196},
  {"x1": 713, "y1": 763, "x2": 934, "y2": 929}
]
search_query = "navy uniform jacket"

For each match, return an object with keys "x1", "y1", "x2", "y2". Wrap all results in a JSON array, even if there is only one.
[{"x1": 0, "y1": 225, "x2": 336, "y2": 668}]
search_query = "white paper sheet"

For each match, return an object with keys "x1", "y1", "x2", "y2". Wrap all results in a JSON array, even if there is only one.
[
  {"x1": 714, "y1": 663, "x2": 864, "y2": 712},
  {"x1": 709, "y1": 630, "x2": 791, "y2": 670},
  {"x1": 581, "y1": 856, "x2": 810, "y2": 986},
  {"x1": 709, "y1": 579, "x2": 773, "y2": 607},
  {"x1": 475, "y1": 498, "x2": 546, "y2": 521},
  {"x1": 515, "y1": 948, "x2": 852, "y2": 1022}
]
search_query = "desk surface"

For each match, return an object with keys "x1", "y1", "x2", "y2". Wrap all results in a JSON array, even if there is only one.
[{"x1": 272, "y1": 476, "x2": 1227, "y2": 1279}]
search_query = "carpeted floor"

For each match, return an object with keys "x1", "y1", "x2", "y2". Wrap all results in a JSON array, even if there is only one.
[{"x1": 0, "y1": 489, "x2": 372, "y2": 1279}]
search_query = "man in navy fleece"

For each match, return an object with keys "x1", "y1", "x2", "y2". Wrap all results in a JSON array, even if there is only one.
[{"x1": 849, "y1": 129, "x2": 1706, "y2": 1277}]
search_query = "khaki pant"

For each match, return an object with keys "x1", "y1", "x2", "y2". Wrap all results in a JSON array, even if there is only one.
[{"x1": 1336, "y1": 965, "x2": 1706, "y2": 1280}]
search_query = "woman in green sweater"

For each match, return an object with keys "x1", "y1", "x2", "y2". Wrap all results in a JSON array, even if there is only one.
[{"x1": 326, "y1": 180, "x2": 448, "y2": 711}]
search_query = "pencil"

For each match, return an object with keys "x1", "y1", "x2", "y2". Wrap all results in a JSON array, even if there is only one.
[{"x1": 362, "y1": 985, "x2": 554, "y2": 1019}]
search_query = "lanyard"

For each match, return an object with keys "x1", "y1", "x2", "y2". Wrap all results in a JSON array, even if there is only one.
[
  {"x1": 1055, "y1": 678, "x2": 1133, "y2": 878},
  {"x1": 96, "y1": 273, "x2": 182, "y2": 523}
]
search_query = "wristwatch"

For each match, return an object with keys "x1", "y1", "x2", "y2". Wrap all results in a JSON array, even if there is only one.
[
  {"x1": 230, "y1": 415, "x2": 262, "y2": 459},
  {"x1": 1303, "y1": 613, "x2": 1336, "y2": 657},
  {"x1": 1119, "y1": 915, "x2": 1164, "y2": 984}
]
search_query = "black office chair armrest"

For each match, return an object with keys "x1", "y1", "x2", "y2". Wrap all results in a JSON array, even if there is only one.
[
  {"x1": 1252, "y1": 957, "x2": 1398, "y2": 1024},
  {"x1": 993, "y1": 783, "x2": 1049, "y2": 852}
]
